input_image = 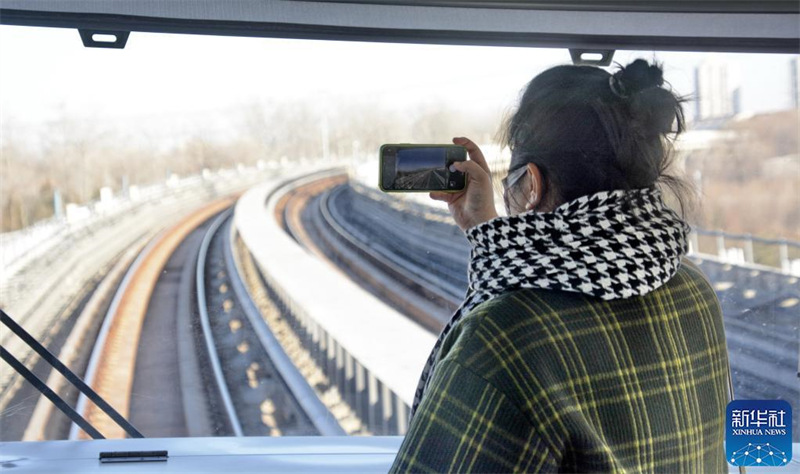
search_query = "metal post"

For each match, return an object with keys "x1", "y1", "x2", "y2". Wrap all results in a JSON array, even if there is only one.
[
  {"x1": 314, "y1": 324, "x2": 324, "y2": 367},
  {"x1": 382, "y1": 383, "x2": 394, "y2": 435},
  {"x1": 298, "y1": 312, "x2": 309, "y2": 349},
  {"x1": 335, "y1": 343, "x2": 345, "y2": 395},
  {"x1": 779, "y1": 241, "x2": 790, "y2": 274},
  {"x1": 326, "y1": 334, "x2": 336, "y2": 385},
  {"x1": 689, "y1": 231, "x2": 699, "y2": 255},
  {"x1": 744, "y1": 235, "x2": 754, "y2": 264},
  {"x1": 344, "y1": 351, "x2": 355, "y2": 407},
  {"x1": 396, "y1": 397, "x2": 409, "y2": 435},
  {"x1": 355, "y1": 362, "x2": 366, "y2": 425},
  {"x1": 303, "y1": 316, "x2": 313, "y2": 352},
  {"x1": 368, "y1": 373, "x2": 380, "y2": 434},
  {"x1": 716, "y1": 233, "x2": 726, "y2": 260}
]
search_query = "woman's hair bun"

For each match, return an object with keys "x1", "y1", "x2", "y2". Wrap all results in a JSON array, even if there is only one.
[
  {"x1": 616, "y1": 59, "x2": 664, "y2": 94},
  {"x1": 615, "y1": 59, "x2": 682, "y2": 136}
]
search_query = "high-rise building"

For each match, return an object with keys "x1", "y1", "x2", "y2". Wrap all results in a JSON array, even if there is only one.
[
  {"x1": 694, "y1": 59, "x2": 733, "y2": 121},
  {"x1": 732, "y1": 87, "x2": 741, "y2": 116}
]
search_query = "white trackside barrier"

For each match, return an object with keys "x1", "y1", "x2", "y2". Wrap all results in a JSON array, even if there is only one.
[{"x1": 234, "y1": 169, "x2": 435, "y2": 435}]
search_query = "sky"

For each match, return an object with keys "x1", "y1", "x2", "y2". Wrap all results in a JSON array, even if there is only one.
[
  {"x1": 1, "y1": 25, "x2": 798, "y2": 150},
  {"x1": 397, "y1": 148, "x2": 445, "y2": 173}
]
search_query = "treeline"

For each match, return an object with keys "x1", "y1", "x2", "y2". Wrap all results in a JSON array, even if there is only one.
[
  {"x1": 1, "y1": 99, "x2": 500, "y2": 232},
  {"x1": 684, "y1": 109, "x2": 799, "y2": 241},
  {"x1": 3, "y1": 102, "x2": 798, "y2": 240}
]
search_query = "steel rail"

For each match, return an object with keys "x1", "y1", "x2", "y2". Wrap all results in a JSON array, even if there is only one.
[
  {"x1": 68, "y1": 231, "x2": 162, "y2": 440},
  {"x1": 196, "y1": 208, "x2": 244, "y2": 437},
  {"x1": 282, "y1": 190, "x2": 312, "y2": 248},
  {"x1": 224, "y1": 219, "x2": 344, "y2": 436},
  {"x1": 318, "y1": 186, "x2": 462, "y2": 307},
  {"x1": 326, "y1": 186, "x2": 466, "y2": 295}
]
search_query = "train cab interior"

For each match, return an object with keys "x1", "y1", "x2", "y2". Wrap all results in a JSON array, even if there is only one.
[{"x1": 0, "y1": 1, "x2": 798, "y2": 473}]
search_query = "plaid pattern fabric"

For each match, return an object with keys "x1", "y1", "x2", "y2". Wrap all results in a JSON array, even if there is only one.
[
  {"x1": 391, "y1": 259, "x2": 729, "y2": 473},
  {"x1": 411, "y1": 187, "x2": 689, "y2": 418}
]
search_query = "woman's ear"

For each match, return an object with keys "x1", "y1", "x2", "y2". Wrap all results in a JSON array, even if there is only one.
[{"x1": 525, "y1": 163, "x2": 544, "y2": 210}]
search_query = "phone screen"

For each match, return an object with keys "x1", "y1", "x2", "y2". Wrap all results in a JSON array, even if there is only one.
[{"x1": 380, "y1": 145, "x2": 466, "y2": 192}]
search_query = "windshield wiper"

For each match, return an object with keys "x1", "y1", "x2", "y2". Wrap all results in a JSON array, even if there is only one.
[{"x1": 0, "y1": 308, "x2": 143, "y2": 439}]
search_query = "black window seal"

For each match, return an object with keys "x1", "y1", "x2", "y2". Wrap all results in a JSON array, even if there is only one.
[
  {"x1": 311, "y1": 1, "x2": 800, "y2": 14},
  {"x1": 1, "y1": 8, "x2": 798, "y2": 54}
]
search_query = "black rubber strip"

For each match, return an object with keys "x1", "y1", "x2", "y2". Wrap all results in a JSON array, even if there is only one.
[
  {"x1": 99, "y1": 450, "x2": 168, "y2": 463},
  {"x1": 0, "y1": 8, "x2": 797, "y2": 54},
  {"x1": 314, "y1": 1, "x2": 800, "y2": 14}
]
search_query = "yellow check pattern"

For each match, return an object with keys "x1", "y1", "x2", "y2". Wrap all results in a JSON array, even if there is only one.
[{"x1": 390, "y1": 260, "x2": 729, "y2": 473}]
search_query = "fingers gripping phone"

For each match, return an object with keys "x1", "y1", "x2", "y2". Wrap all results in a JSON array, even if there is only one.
[{"x1": 379, "y1": 144, "x2": 467, "y2": 192}]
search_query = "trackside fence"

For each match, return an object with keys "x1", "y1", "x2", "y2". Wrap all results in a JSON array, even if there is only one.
[
  {"x1": 257, "y1": 272, "x2": 409, "y2": 435},
  {"x1": 689, "y1": 229, "x2": 800, "y2": 276}
]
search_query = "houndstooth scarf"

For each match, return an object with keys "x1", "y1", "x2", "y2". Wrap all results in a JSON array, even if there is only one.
[{"x1": 410, "y1": 186, "x2": 689, "y2": 418}]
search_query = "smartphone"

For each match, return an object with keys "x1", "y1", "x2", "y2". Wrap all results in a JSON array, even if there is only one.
[{"x1": 379, "y1": 144, "x2": 467, "y2": 192}]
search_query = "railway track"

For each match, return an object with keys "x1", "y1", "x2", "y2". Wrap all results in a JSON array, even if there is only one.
[
  {"x1": 280, "y1": 173, "x2": 800, "y2": 441},
  {"x1": 281, "y1": 176, "x2": 466, "y2": 333},
  {"x1": 194, "y1": 210, "x2": 321, "y2": 436},
  {"x1": 1, "y1": 173, "x2": 271, "y2": 441},
  {"x1": 10, "y1": 172, "x2": 795, "y2": 442},
  {"x1": 3, "y1": 193, "x2": 340, "y2": 441},
  {"x1": 1, "y1": 198, "x2": 217, "y2": 441},
  {"x1": 72, "y1": 199, "x2": 236, "y2": 439}
]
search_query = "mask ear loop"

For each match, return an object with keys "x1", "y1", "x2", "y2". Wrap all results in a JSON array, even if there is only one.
[
  {"x1": 520, "y1": 166, "x2": 538, "y2": 213},
  {"x1": 525, "y1": 193, "x2": 538, "y2": 212},
  {"x1": 526, "y1": 165, "x2": 548, "y2": 214}
]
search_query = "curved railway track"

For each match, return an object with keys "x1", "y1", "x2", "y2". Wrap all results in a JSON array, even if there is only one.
[
  {"x1": 195, "y1": 210, "x2": 324, "y2": 436},
  {"x1": 283, "y1": 173, "x2": 800, "y2": 441},
  {"x1": 8, "y1": 173, "x2": 797, "y2": 442},
  {"x1": 44, "y1": 196, "x2": 336, "y2": 439},
  {"x1": 280, "y1": 176, "x2": 467, "y2": 333},
  {"x1": 72, "y1": 199, "x2": 235, "y2": 439}
]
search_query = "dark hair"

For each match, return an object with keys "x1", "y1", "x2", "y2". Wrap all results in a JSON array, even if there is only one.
[{"x1": 501, "y1": 59, "x2": 691, "y2": 215}]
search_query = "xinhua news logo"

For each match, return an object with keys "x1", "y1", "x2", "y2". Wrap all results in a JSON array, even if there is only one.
[{"x1": 726, "y1": 400, "x2": 792, "y2": 467}]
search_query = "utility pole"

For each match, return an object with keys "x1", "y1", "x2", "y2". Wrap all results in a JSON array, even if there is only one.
[{"x1": 321, "y1": 114, "x2": 330, "y2": 163}]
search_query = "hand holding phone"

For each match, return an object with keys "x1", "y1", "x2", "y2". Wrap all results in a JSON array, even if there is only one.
[
  {"x1": 378, "y1": 138, "x2": 497, "y2": 230},
  {"x1": 428, "y1": 137, "x2": 499, "y2": 231}
]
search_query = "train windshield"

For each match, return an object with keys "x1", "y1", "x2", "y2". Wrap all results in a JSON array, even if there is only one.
[{"x1": 1, "y1": 25, "x2": 798, "y2": 442}]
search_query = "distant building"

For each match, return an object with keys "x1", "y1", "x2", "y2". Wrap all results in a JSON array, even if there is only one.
[
  {"x1": 732, "y1": 87, "x2": 741, "y2": 116},
  {"x1": 694, "y1": 60, "x2": 734, "y2": 121},
  {"x1": 792, "y1": 58, "x2": 799, "y2": 107}
]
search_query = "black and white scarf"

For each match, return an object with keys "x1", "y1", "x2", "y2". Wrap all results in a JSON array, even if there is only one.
[{"x1": 410, "y1": 187, "x2": 689, "y2": 417}]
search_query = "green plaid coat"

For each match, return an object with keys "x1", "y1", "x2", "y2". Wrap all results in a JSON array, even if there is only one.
[{"x1": 390, "y1": 259, "x2": 729, "y2": 473}]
